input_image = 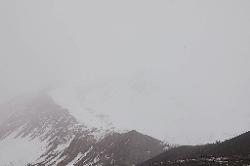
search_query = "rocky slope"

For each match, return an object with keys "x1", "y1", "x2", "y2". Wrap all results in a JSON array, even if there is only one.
[{"x1": 0, "y1": 93, "x2": 164, "y2": 166}]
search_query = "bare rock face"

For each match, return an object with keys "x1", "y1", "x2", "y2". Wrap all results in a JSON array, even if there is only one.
[{"x1": 0, "y1": 93, "x2": 164, "y2": 166}]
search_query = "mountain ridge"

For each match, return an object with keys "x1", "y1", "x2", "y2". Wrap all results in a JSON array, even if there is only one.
[
  {"x1": 139, "y1": 131, "x2": 250, "y2": 166},
  {"x1": 0, "y1": 93, "x2": 164, "y2": 166}
]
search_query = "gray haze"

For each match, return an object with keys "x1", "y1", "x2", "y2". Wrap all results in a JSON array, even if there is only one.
[{"x1": 0, "y1": 0, "x2": 250, "y2": 144}]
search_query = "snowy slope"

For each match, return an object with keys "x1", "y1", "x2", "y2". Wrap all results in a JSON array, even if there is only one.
[
  {"x1": 48, "y1": 78, "x2": 165, "y2": 137},
  {"x1": 49, "y1": 85, "x2": 116, "y2": 133},
  {"x1": 0, "y1": 92, "x2": 164, "y2": 166},
  {"x1": 0, "y1": 127, "x2": 47, "y2": 166}
]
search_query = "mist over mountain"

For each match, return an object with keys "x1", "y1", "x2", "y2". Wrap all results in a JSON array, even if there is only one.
[
  {"x1": 0, "y1": 93, "x2": 164, "y2": 165},
  {"x1": 0, "y1": 0, "x2": 250, "y2": 165},
  {"x1": 1, "y1": 0, "x2": 250, "y2": 145}
]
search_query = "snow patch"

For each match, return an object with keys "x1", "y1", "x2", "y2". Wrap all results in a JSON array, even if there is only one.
[
  {"x1": 49, "y1": 86, "x2": 114, "y2": 131},
  {"x1": 66, "y1": 146, "x2": 93, "y2": 166},
  {"x1": 0, "y1": 128, "x2": 47, "y2": 166}
]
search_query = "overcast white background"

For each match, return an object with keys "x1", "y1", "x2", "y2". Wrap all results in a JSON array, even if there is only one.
[{"x1": 0, "y1": 0, "x2": 250, "y2": 144}]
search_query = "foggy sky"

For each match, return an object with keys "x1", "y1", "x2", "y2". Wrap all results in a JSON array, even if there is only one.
[{"x1": 0, "y1": 0, "x2": 250, "y2": 144}]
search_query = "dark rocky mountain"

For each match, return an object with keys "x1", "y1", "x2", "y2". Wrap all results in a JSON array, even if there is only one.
[
  {"x1": 139, "y1": 131, "x2": 250, "y2": 166},
  {"x1": 0, "y1": 93, "x2": 164, "y2": 166}
]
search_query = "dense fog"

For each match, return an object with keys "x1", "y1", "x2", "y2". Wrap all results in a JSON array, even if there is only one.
[{"x1": 0, "y1": 0, "x2": 250, "y2": 144}]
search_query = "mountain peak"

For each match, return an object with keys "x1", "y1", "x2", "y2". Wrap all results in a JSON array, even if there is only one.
[{"x1": 0, "y1": 93, "x2": 164, "y2": 166}]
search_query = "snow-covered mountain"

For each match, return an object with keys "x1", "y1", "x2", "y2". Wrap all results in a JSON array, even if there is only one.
[{"x1": 0, "y1": 90, "x2": 164, "y2": 166}]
